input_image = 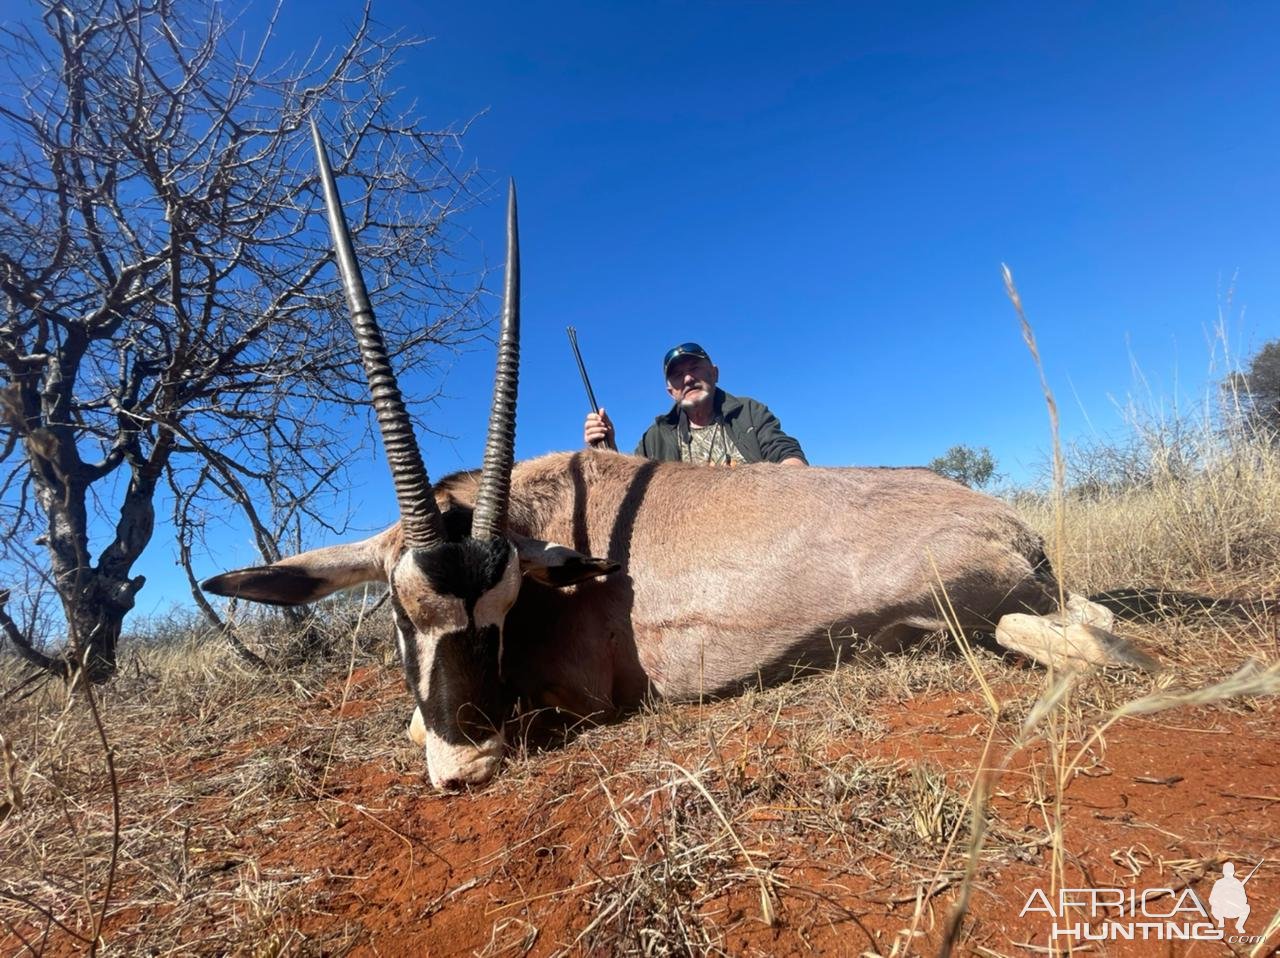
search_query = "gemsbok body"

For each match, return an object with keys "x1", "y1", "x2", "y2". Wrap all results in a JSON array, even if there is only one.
[{"x1": 204, "y1": 122, "x2": 1155, "y2": 791}]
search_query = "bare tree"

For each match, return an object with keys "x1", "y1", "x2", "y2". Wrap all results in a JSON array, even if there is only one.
[{"x1": 0, "y1": 0, "x2": 485, "y2": 682}]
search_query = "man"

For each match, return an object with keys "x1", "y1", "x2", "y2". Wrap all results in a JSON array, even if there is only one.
[{"x1": 583, "y1": 342, "x2": 807, "y2": 466}]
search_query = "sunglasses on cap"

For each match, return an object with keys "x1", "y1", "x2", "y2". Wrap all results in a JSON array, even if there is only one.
[{"x1": 663, "y1": 342, "x2": 712, "y2": 374}]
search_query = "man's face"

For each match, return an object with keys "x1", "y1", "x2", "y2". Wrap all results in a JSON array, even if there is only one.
[{"x1": 665, "y1": 356, "x2": 718, "y2": 408}]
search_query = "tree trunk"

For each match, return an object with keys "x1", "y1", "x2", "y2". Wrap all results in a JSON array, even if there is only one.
[
  {"x1": 0, "y1": 574, "x2": 139, "y2": 685},
  {"x1": 62, "y1": 574, "x2": 144, "y2": 684}
]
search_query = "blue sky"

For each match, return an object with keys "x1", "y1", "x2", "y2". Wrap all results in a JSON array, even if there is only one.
[{"x1": 133, "y1": 0, "x2": 1279, "y2": 614}]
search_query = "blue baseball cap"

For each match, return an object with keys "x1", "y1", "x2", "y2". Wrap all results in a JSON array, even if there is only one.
[{"x1": 662, "y1": 342, "x2": 712, "y2": 375}]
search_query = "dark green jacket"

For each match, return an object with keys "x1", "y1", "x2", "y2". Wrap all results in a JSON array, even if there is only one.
[{"x1": 634, "y1": 389, "x2": 807, "y2": 464}]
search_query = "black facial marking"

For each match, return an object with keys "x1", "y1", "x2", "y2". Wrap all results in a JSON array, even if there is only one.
[
  {"x1": 412, "y1": 537, "x2": 512, "y2": 608},
  {"x1": 427, "y1": 623, "x2": 506, "y2": 745},
  {"x1": 390, "y1": 590, "x2": 422, "y2": 697},
  {"x1": 440, "y1": 504, "x2": 473, "y2": 542}
]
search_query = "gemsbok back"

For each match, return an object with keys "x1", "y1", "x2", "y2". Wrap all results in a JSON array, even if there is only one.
[{"x1": 203, "y1": 123, "x2": 1158, "y2": 791}]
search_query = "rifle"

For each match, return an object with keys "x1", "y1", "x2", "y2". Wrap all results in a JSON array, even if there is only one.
[{"x1": 566, "y1": 326, "x2": 617, "y2": 450}]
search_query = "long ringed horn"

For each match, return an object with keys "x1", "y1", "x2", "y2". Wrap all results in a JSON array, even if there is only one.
[
  {"x1": 309, "y1": 119, "x2": 443, "y2": 548},
  {"x1": 471, "y1": 181, "x2": 520, "y2": 541}
]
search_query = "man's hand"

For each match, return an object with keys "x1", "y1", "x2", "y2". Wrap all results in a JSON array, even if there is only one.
[{"x1": 584, "y1": 408, "x2": 616, "y2": 449}]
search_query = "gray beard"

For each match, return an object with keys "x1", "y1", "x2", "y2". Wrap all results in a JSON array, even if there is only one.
[{"x1": 679, "y1": 389, "x2": 712, "y2": 411}]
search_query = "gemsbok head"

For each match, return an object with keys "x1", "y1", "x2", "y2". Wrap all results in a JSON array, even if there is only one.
[{"x1": 203, "y1": 122, "x2": 614, "y2": 789}]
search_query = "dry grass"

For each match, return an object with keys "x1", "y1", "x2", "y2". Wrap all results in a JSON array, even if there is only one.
[
  {"x1": 487, "y1": 651, "x2": 1036, "y2": 957},
  {"x1": 0, "y1": 608, "x2": 404, "y2": 956},
  {"x1": 1, "y1": 593, "x2": 1276, "y2": 954},
  {"x1": 1018, "y1": 419, "x2": 1280, "y2": 596},
  {"x1": 2, "y1": 356, "x2": 1279, "y2": 954},
  {"x1": 942, "y1": 272, "x2": 1280, "y2": 958}
]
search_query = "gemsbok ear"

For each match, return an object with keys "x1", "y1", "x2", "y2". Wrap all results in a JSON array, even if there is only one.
[
  {"x1": 202, "y1": 533, "x2": 393, "y2": 606},
  {"x1": 512, "y1": 534, "x2": 621, "y2": 588},
  {"x1": 201, "y1": 565, "x2": 337, "y2": 607}
]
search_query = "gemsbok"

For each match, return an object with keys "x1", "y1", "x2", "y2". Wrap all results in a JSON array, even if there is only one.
[{"x1": 203, "y1": 122, "x2": 1157, "y2": 791}]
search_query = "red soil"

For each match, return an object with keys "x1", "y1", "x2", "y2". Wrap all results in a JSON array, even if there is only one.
[
  {"x1": 247, "y1": 683, "x2": 1280, "y2": 954},
  {"x1": 7, "y1": 665, "x2": 1277, "y2": 956}
]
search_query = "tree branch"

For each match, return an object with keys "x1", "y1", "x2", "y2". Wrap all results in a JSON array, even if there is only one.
[
  {"x1": 0, "y1": 589, "x2": 70, "y2": 677},
  {"x1": 0, "y1": 0, "x2": 483, "y2": 678}
]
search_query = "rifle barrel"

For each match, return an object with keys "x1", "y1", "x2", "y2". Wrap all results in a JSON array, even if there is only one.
[
  {"x1": 566, "y1": 326, "x2": 616, "y2": 450},
  {"x1": 566, "y1": 327, "x2": 600, "y2": 413}
]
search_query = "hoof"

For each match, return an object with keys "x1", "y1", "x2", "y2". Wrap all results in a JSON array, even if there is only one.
[{"x1": 995, "y1": 614, "x2": 1160, "y2": 672}]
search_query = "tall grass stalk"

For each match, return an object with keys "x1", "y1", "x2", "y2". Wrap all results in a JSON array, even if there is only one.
[{"x1": 940, "y1": 269, "x2": 1280, "y2": 957}]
